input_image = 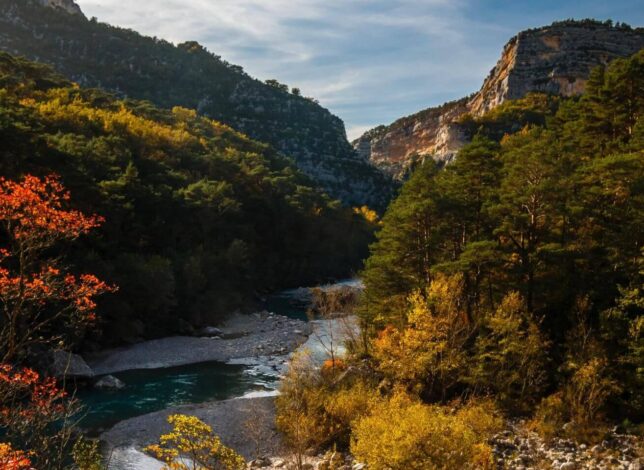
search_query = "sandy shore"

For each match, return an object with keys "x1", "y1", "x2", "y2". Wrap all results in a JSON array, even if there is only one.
[{"x1": 88, "y1": 312, "x2": 311, "y2": 375}]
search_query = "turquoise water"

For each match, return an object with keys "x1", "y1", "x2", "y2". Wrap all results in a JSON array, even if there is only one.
[
  {"x1": 76, "y1": 361, "x2": 276, "y2": 434},
  {"x1": 77, "y1": 282, "x2": 359, "y2": 434},
  {"x1": 77, "y1": 287, "x2": 309, "y2": 434}
]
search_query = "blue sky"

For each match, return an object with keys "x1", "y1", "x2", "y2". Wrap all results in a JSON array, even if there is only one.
[{"x1": 78, "y1": 0, "x2": 643, "y2": 140}]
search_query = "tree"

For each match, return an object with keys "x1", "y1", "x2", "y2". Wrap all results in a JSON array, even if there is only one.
[
  {"x1": 0, "y1": 364, "x2": 80, "y2": 469},
  {"x1": 372, "y1": 274, "x2": 473, "y2": 400},
  {"x1": 145, "y1": 414, "x2": 245, "y2": 470},
  {"x1": 0, "y1": 175, "x2": 115, "y2": 361},
  {"x1": 468, "y1": 292, "x2": 549, "y2": 411}
]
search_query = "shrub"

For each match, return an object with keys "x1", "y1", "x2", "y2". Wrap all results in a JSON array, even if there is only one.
[
  {"x1": 351, "y1": 393, "x2": 502, "y2": 470},
  {"x1": 145, "y1": 414, "x2": 245, "y2": 470}
]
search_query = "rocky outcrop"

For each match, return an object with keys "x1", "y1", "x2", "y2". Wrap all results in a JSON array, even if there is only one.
[
  {"x1": 50, "y1": 350, "x2": 94, "y2": 379},
  {"x1": 355, "y1": 20, "x2": 644, "y2": 179},
  {"x1": 36, "y1": 0, "x2": 84, "y2": 17},
  {"x1": 0, "y1": 0, "x2": 393, "y2": 209}
]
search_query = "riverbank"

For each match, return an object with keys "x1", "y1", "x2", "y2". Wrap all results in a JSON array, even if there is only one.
[
  {"x1": 88, "y1": 311, "x2": 310, "y2": 375},
  {"x1": 102, "y1": 396, "x2": 283, "y2": 466}
]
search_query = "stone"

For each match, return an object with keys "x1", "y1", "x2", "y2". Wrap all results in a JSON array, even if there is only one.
[
  {"x1": 197, "y1": 326, "x2": 224, "y2": 337},
  {"x1": 37, "y1": 0, "x2": 85, "y2": 17},
  {"x1": 272, "y1": 459, "x2": 286, "y2": 468},
  {"x1": 249, "y1": 457, "x2": 271, "y2": 468},
  {"x1": 50, "y1": 350, "x2": 94, "y2": 379},
  {"x1": 94, "y1": 375, "x2": 125, "y2": 390},
  {"x1": 353, "y1": 21, "x2": 644, "y2": 180},
  {"x1": 559, "y1": 462, "x2": 577, "y2": 470}
]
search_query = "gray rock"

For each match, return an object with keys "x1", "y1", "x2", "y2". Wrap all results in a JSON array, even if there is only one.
[
  {"x1": 197, "y1": 326, "x2": 224, "y2": 337},
  {"x1": 50, "y1": 350, "x2": 93, "y2": 379},
  {"x1": 94, "y1": 375, "x2": 125, "y2": 390},
  {"x1": 559, "y1": 462, "x2": 577, "y2": 470}
]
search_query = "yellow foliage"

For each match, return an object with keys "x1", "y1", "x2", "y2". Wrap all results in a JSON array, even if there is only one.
[
  {"x1": 353, "y1": 205, "x2": 379, "y2": 224},
  {"x1": 372, "y1": 274, "x2": 472, "y2": 397},
  {"x1": 350, "y1": 393, "x2": 502, "y2": 470},
  {"x1": 144, "y1": 414, "x2": 245, "y2": 470}
]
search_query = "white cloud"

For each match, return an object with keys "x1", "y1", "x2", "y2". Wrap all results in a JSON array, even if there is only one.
[{"x1": 77, "y1": 0, "x2": 642, "y2": 136}]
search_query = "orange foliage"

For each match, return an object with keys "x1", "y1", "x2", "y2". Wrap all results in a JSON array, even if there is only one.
[
  {"x1": 0, "y1": 443, "x2": 32, "y2": 470},
  {"x1": 0, "y1": 174, "x2": 115, "y2": 361},
  {"x1": 0, "y1": 364, "x2": 68, "y2": 422},
  {"x1": 0, "y1": 174, "x2": 102, "y2": 244}
]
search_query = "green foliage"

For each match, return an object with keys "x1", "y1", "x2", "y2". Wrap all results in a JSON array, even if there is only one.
[
  {"x1": 0, "y1": 0, "x2": 395, "y2": 208},
  {"x1": 469, "y1": 292, "x2": 549, "y2": 411},
  {"x1": 360, "y1": 50, "x2": 644, "y2": 425},
  {"x1": 72, "y1": 438, "x2": 104, "y2": 470},
  {"x1": 0, "y1": 53, "x2": 377, "y2": 346}
]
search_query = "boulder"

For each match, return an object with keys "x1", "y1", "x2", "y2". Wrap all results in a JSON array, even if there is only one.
[
  {"x1": 50, "y1": 350, "x2": 93, "y2": 379},
  {"x1": 94, "y1": 375, "x2": 125, "y2": 390},
  {"x1": 197, "y1": 326, "x2": 224, "y2": 337}
]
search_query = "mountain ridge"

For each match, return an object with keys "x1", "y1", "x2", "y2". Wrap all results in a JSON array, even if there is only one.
[
  {"x1": 354, "y1": 19, "x2": 644, "y2": 179},
  {"x1": 0, "y1": 0, "x2": 393, "y2": 208}
]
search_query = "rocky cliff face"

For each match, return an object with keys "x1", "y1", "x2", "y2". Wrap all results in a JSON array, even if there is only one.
[
  {"x1": 355, "y1": 20, "x2": 644, "y2": 179},
  {"x1": 37, "y1": 0, "x2": 84, "y2": 17},
  {"x1": 0, "y1": 0, "x2": 393, "y2": 209}
]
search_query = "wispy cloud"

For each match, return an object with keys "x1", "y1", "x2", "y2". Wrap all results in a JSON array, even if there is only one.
[{"x1": 77, "y1": 0, "x2": 643, "y2": 140}]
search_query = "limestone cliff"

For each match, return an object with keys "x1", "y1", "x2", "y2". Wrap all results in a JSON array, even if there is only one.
[{"x1": 355, "y1": 20, "x2": 644, "y2": 179}]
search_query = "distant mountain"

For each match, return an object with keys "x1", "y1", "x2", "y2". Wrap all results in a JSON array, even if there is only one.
[
  {"x1": 0, "y1": 0, "x2": 393, "y2": 208},
  {"x1": 354, "y1": 20, "x2": 644, "y2": 179}
]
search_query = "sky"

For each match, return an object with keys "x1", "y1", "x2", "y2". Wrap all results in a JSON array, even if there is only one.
[{"x1": 77, "y1": 0, "x2": 643, "y2": 140}]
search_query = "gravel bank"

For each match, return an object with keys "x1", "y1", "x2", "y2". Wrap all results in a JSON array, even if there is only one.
[
  {"x1": 88, "y1": 312, "x2": 310, "y2": 375},
  {"x1": 101, "y1": 396, "x2": 283, "y2": 462}
]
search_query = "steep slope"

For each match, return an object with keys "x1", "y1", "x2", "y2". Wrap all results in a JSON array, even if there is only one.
[
  {"x1": 0, "y1": 0, "x2": 393, "y2": 208},
  {"x1": 0, "y1": 51, "x2": 378, "y2": 343},
  {"x1": 354, "y1": 20, "x2": 644, "y2": 179}
]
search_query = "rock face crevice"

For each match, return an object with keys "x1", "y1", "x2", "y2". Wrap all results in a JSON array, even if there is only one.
[{"x1": 355, "y1": 21, "x2": 644, "y2": 179}]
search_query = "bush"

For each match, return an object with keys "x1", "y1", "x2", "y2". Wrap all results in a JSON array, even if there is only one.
[
  {"x1": 145, "y1": 414, "x2": 245, "y2": 470},
  {"x1": 351, "y1": 393, "x2": 502, "y2": 470}
]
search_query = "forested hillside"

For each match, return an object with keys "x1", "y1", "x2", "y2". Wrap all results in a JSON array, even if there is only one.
[
  {"x1": 0, "y1": 0, "x2": 394, "y2": 209},
  {"x1": 0, "y1": 53, "x2": 377, "y2": 347},
  {"x1": 277, "y1": 49, "x2": 644, "y2": 469}
]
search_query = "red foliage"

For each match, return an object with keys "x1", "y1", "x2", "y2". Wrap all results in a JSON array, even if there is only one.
[
  {"x1": 0, "y1": 174, "x2": 102, "y2": 245},
  {"x1": 0, "y1": 443, "x2": 32, "y2": 470},
  {"x1": 0, "y1": 174, "x2": 116, "y2": 361}
]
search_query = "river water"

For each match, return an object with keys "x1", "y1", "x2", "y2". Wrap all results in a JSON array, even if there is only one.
[{"x1": 77, "y1": 280, "x2": 360, "y2": 468}]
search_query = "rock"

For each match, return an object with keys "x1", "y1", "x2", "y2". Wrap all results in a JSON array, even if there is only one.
[
  {"x1": 50, "y1": 350, "x2": 93, "y2": 379},
  {"x1": 37, "y1": 0, "x2": 85, "y2": 17},
  {"x1": 197, "y1": 326, "x2": 224, "y2": 337},
  {"x1": 559, "y1": 462, "x2": 577, "y2": 470},
  {"x1": 352, "y1": 464, "x2": 366, "y2": 470},
  {"x1": 94, "y1": 375, "x2": 125, "y2": 390},
  {"x1": 272, "y1": 459, "x2": 286, "y2": 468},
  {"x1": 249, "y1": 457, "x2": 271, "y2": 468},
  {"x1": 353, "y1": 21, "x2": 644, "y2": 180}
]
